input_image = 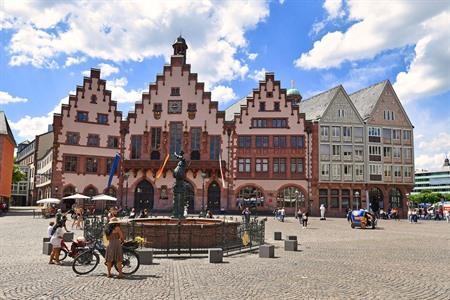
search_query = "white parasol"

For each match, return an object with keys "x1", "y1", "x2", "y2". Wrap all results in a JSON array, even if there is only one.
[
  {"x1": 36, "y1": 198, "x2": 61, "y2": 204},
  {"x1": 92, "y1": 194, "x2": 117, "y2": 201},
  {"x1": 62, "y1": 193, "x2": 91, "y2": 200}
]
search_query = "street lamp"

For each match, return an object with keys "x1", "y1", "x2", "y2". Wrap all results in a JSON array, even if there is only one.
[
  {"x1": 354, "y1": 191, "x2": 360, "y2": 210},
  {"x1": 294, "y1": 190, "x2": 300, "y2": 218},
  {"x1": 124, "y1": 172, "x2": 129, "y2": 208},
  {"x1": 201, "y1": 172, "x2": 207, "y2": 217}
]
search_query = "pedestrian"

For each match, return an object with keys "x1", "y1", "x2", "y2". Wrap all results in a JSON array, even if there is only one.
[
  {"x1": 280, "y1": 207, "x2": 285, "y2": 222},
  {"x1": 47, "y1": 221, "x2": 55, "y2": 238},
  {"x1": 242, "y1": 207, "x2": 251, "y2": 224},
  {"x1": 302, "y1": 211, "x2": 309, "y2": 228},
  {"x1": 347, "y1": 209, "x2": 352, "y2": 222},
  {"x1": 320, "y1": 204, "x2": 326, "y2": 220},
  {"x1": 206, "y1": 210, "x2": 213, "y2": 218},
  {"x1": 297, "y1": 208, "x2": 302, "y2": 223},
  {"x1": 104, "y1": 218, "x2": 124, "y2": 278},
  {"x1": 49, "y1": 221, "x2": 65, "y2": 265},
  {"x1": 129, "y1": 208, "x2": 136, "y2": 219},
  {"x1": 55, "y1": 209, "x2": 63, "y2": 223}
]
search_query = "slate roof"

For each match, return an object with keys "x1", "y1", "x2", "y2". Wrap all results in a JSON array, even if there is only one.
[
  {"x1": 299, "y1": 86, "x2": 341, "y2": 121},
  {"x1": 0, "y1": 111, "x2": 17, "y2": 146},
  {"x1": 224, "y1": 96, "x2": 248, "y2": 121},
  {"x1": 349, "y1": 80, "x2": 387, "y2": 120}
]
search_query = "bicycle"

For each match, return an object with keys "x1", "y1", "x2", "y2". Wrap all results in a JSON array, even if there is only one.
[{"x1": 72, "y1": 239, "x2": 140, "y2": 276}]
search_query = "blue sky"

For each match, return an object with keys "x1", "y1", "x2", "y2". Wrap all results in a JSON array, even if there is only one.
[{"x1": 0, "y1": 0, "x2": 449, "y2": 170}]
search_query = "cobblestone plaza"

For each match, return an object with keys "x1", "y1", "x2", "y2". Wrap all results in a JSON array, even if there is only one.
[{"x1": 1, "y1": 214, "x2": 449, "y2": 300}]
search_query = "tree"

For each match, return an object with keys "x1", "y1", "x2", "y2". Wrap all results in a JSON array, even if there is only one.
[
  {"x1": 12, "y1": 164, "x2": 26, "y2": 184},
  {"x1": 410, "y1": 191, "x2": 448, "y2": 204}
]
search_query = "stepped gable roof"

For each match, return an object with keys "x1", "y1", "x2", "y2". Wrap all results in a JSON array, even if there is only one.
[
  {"x1": 224, "y1": 96, "x2": 248, "y2": 121},
  {"x1": 299, "y1": 85, "x2": 341, "y2": 121},
  {"x1": 0, "y1": 111, "x2": 16, "y2": 146},
  {"x1": 349, "y1": 80, "x2": 387, "y2": 120}
]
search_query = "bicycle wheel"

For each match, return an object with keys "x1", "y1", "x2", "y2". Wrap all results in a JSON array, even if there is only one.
[
  {"x1": 59, "y1": 249, "x2": 68, "y2": 261},
  {"x1": 116, "y1": 250, "x2": 140, "y2": 275},
  {"x1": 72, "y1": 251, "x2": 99, "y2": 275}
]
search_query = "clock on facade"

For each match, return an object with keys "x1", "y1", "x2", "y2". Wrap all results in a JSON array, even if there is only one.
[{"x1": 168, "y1": 100, "x2": 182, "y2": 114}]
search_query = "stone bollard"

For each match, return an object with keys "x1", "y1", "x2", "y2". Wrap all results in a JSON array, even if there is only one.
[
  {"x1": 43, "y1": 237, "x2": 50, "y2": 243},
  {"x1": 43, "y1": 242, "x2": 53, "y2": 255},
  {"x1": 284, "y1": 240, "x2": 297, "y2": 252},
  {"x1": 136, "y1": 249, "x2": 153, "y2": 265},
  {"x1": 259, "y1": 244, "x2": 275, "y2": 258},
  {"x1": 208, "y1": 248, "x2": 223, "y2": 263},
  {"x1": 274, "y1": 232, "x2": 282, "y2": 240},
  {"x1": 287, "y1": 235, "x2": 297, "y2": 241},
  {"x1": 63, "y1": 232, "x2": 74, "y2": 242}
]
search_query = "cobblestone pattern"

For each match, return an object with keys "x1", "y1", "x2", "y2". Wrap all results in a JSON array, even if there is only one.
[{"x1": 0, "y1": 215, "x2": 449, "y2": 299}]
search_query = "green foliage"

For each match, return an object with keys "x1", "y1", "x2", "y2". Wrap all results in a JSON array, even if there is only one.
[
  {"x1": 12, "y1": 164, "x2": 26, "y2": 184},
  {"x1": 410, "y1": 191, "x2": 450, "y2": 204}
]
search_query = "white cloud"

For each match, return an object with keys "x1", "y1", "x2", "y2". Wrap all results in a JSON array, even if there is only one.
[
  {"x1": 106, "y1": 77, "x2": 144, "y2": 104},
  {"x1": 323, "y1": 0, "x2": 344, "y2": 19},
  {"x1": 211, "y1": 85, "x2": 237, "y2": 105},
  {"x1": 248, "y1": 68, "x2": 267, "y2": 81},
  {"x1": 296, "y1": 0, "x2": 449, "y2": 103},
  {"x1": 247, "y1": 52, "x2": 258, "y2": 60},
  {"x1": 0, "y1": 91, "x2": 28, "y2": 104},
  {"x1": 1, "y1": 0, "x2": 269, "y2": 87},
  {"x1": 64, "y1": 56, "x2": 86, "y2": 67},
  {"x1": 98, "y1": 63, "x2": 119, "y2": 77}
]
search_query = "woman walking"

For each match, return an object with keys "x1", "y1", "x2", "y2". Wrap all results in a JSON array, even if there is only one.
[
  {"x1": 49, "y1": 221, "x2": 65, "y2": 265},
  {"x1": 104, "y1": 218, "x2": 124, "y2": 278},
  {"x1": 302, "y1": 211, "x2": 309, "y2": 228}
]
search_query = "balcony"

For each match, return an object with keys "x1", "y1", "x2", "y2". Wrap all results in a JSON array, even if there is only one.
[
  {"x1": 331, "y1": 136, "x2": 341, "y2": 142},
  {"x1": 320, "y1": 136, "x2": 329, "y2": 142},
  {"x1": 354, "y1": 155, "x2": 363, "y2": 161},
  {"x1": 343, "y1": 155, "x2": 352, "y2": 161},
  {"x1": 355, "y1": 175, "x2": 364, "y2": 182},
  {"x1": 332, "y1": 155, "x2": 341, "y2": 161},
  {"x1": 343, "y1": 136, "x2": 352, "y2": 143},
  {"x1": 123, "y1": 159, "x2": 224, "y2": 172},
  {"x1": 354, "y1": 136, "x2": 363, "y2": 143},
  {"x1": 320, "y1": 174, "x2": 330, "y2": 181},
  {"x1": 343, "y1": 174, "x2": 353, "y2": 181},
  {"x1": 320, "y1": 154, "x2": 330, "y2": 161},
  {"x1": 332, "y1": 174, "x2": 341, "y2": 181}
]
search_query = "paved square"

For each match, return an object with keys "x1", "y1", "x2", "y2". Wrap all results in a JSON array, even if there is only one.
[{"x1": 0, "y1": 215, "x2": 449, "y2": 299}]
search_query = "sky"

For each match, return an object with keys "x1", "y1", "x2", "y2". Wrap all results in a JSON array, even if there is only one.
[{"x1": 0, "y1": 0, "x2": 449, "y2": 171}]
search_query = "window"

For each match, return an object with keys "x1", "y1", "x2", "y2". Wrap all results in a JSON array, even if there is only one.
[
  {"x1": 368, "y1": 127, "x2": 381, "y2": 136},
  {"x1": 131, "y1": 135, "x2": 142, "y2": 159},
  {"x1": 343, "y1": 127, "x2": 352, "y2": 138},
  {"x1": 106, "y1": 158, "x2": 113, "y2": 173},
  {"x1": 393, "y1": 166, "x2": 402, "y2": 177},
  {"x1": 277, "y1": 187, "x2": 305, "y2": 208},
  {"x1": 384, "y1": 110, "x2": 395, "y2": 120},
  {"x1": 187, "y1": 103, "x2": 197, "y2": 112},
  {"x1": 171, "y1": 87, "x2": 180, "y2": 96},
  {"x1": 355, "y1": 165, "x2": 364, "y2": 177},
  {"x1": 291, "y1": 136, "x2": 304, "y2": 148},
  {"x1": 338, "y1": 109, "x2": 345, "y2": 117},
  {"x1": 168, "y1": 100, "x2": 182, "y2": 114},
  {"x1": 238, "y1": 158, "x2": 251, "y2": 172},
  {"x1": 169, "y1": 123, "x2": 183, "y2": 156},
  {"x1": 66, "y1": 132, "x2": 80, "y2": 145},
  {"x1": 332, "y1": 145, "x2": 341, "y2": 156},
  {"x1": 369, "y1": 164, "x2": 382, "y2": 175},
  {"x1": 106, "y1": 136, "x2": 119, "y2": 148},
  {"x1": 97, "y1": 113, "x2": 108, "y2": 124},
  {"x1": 153, "y1": 103, "x2": 162, "y2": 112},
  {"x1": 403, "y1": 130, "x2": 411, "y2": 140},
  {"x1": 87, "y1": 134, "x2": 100, "y2": 147},
  {"x1": 332, "y1": 126, "x2": 341, "y2": 138},
  {"x1": 331, "y1": 164, "x2": 341, "y2": 178},
  {"x1": 90, "y1": 95, "x2": 97, "y2": 103},
  {"x1": 393, "y1": 147, "x2": 401, "y2": 158},
  {"x1": 291, "y1": 158, "x2": 303, "y2": 173},
  {"x1": 384, "y1": 165, "x2": 391, "y2": 177},
  {"x1": 274, "y1": 102, "x2": 280, "y2": 111},
  {"x1": 369, "y1": 146, "x2": 381, "y2": 156},
  {"x1": 341, "y1": 190, "x2": 350, "y2": 209},
  {"x1": 403, "y1": 148, "x2": 412, "y2": 160},
  {"x1": 255, "y1": 136, "x2": 269, "y2": 148},
  {"x1": 320, "y1": 144, "x2": 330, "y2": 159},
  {"x1": 238, "y1": 136, "x2": 252, "y2": 148},
  {"x1": 320, "y1": 163, "x2": 330, "y2": 176},
  {"x1": 319, "y1": 189, "x2": 328, "y2": 208},
  {"x1": 86, "y1": 158, "x2": 98, "y2": 173},
  {"x1": 190, "y1": 128, "x2": 201, "y2": 151},
  {"x1": 273, "y1": 158, "x2": 286, "y2": 173},
  {"x1": 273, "y1": 136, "x2": 287, "y2": 148},
  {"x1": 210, "y1": 136, "x2": 220, "y2": 160},
  {"x1": 320, "y1": 126, "x2": 329, "y2": 139},
  {"x1": 64, "y1": 156, "x2": 78, "y2": 172},
  {"x1": 343, "y1": 164, "x2": 352, "y2": 177},
  {"x1": 252, "y1": 119, "x2": 268, "y2": 128},
  {"x1": 404, "y1": 166, "x2": 412, "y2": 177},
  {"x1": 255, "y1": 158, "x2": 268, "y2": 172},
  {"x1": 76, "y1": 111, "x2": 88, "y2": 122},
  {"x1": 354, "y1": 127, "x2": 363, "y2": 141},
  {"x1": 272, "y1": 119, "x2": 287, "y2": 128},
  {"x1": 392, "y1": 129, "x2": 401, "y2": 140},
  {"x1": 383, "y1": 128, "x2": 391, "y2": 140},
  {"x1": 384, "y1": 147, "x2": 392, "y2": 157},
  {"x1": 266, "y1": 91, "x2": 273, "y2": 98},
  {"x1": 343, "y1": 145, "x2": 352, "y2": 159},
  {"x1": 259, "y1": 102, "x2": 266, "y2": 111},
  {"x1": 331, "y1": 189, "x2": 339, "y2": 208},
  {"x1": 151, "y1": 127, "x2": 162, "y2": 150},
  {"x1": 390, "y1": 188, "x2": 402, "y2": 208},
  {"x1": 238, "y1": 186, "x2": 264, "y2": 206}
]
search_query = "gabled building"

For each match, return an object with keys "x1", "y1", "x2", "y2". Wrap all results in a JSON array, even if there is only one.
[
  {"x1": 13, "y1": 139, "x2": 35, "y2": 206},
  {"x1": 34, "y1": 130, "x2": 54, "y2": 201},
  {"x1": 0, "y1": 111, "x2": 16, "y2": 203}
]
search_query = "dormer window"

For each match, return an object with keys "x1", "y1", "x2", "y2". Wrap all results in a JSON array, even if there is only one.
[
  {"x1": 90, "y1": 95, "x2": 97, "y2": 103},
  {"x1": 171, "y1": 87, "x2": 180, "y2": 96},
  {"x1": 259, "y1": 102, "x2": 266, "y2": 111}
]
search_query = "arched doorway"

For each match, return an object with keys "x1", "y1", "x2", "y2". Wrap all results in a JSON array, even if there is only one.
[
  {"x1": 389, "y1": 188, "x2": 403, "y2": 208},
  {"x1": 83, "y1": 186, "x2": 98, "y2": 198},
  {"x1": 369, "y1": 187, "x2": 383, "y2": 212},
  {"x1": 277, "y1": 186, "x2": 305, "y2": 208},
  {"x1": 134, "y1": 180, "x2": 154, "y2": 213},
  {"x1": 207, "y1": 181, "x2": 221, "y2": 212},
  {"x1": 184, "y1": 180, "x2": 195, "y2": 213},
  {"x1": 63, "y1": 186, "x2": 76, "y2": 211},
  {"x1": 236, "y1": 186, "x2": 264, "y2": 209}
]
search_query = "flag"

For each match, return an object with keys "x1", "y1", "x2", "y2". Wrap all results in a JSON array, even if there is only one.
[
  {"x1": 156, "y1": 153, "x2": 170, "y2": 179},
  {"x1": 107, "y1": 153, "x2": 121, "y2": 188},
  {"x1": 218, "y1": 153, "x2": 225, "y2": 187}
]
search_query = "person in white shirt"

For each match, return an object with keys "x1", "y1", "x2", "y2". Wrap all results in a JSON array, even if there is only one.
[
  {"x1": 49, "y1": 222, "x2": 65, "y2": 265},
  {"x1": 47, "y1": 221, "x2": 55, "y2": 238},
  {"x1": 320, "y1": 204, "x2": 326, "y2": 220}
]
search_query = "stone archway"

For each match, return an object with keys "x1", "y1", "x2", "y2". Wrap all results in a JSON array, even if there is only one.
[
  {"x1": 207, "y1": 181, "x2": 221, "y2": 212},
  {"x1": 276, "y1": 186, "x2": 305, "y2": 208},
  {"x1": 134, "y1": 180, "x2": 154, "y2": 213}
]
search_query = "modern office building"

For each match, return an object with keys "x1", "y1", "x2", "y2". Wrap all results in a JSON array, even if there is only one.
[{"x1": 413, "y1": 158, "x2": 450, "y2": 195}]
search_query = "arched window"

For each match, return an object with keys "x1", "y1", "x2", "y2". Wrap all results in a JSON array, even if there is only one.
[
  {"x1": 236, "y1": 186, "x2": 264, "y2": 207},
  {"x1": 277, "y1": 186, "x2": 305, "y2": 208},
  {"x1": 63, "y1": 186, "x2": 76, "y2": 197},
  {"x1": 390, "y1": 188, "x2": 402, "y2": 208},
  {"x1": 84, "y1": 186, "x2": 98, "y2": 198},
  {"x1": 104, "y1": 187, "x2": 117, "y2": 197}
]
